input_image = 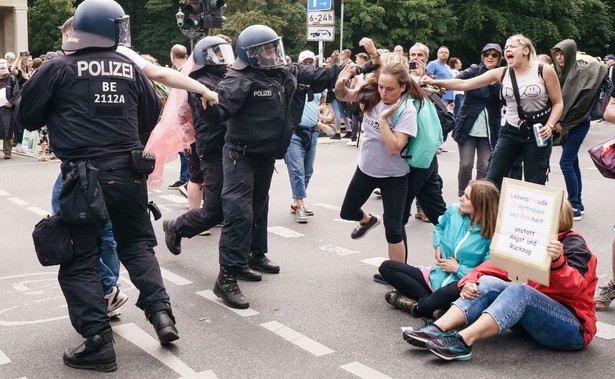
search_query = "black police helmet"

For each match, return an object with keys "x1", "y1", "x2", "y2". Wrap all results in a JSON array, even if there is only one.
[
  {"x1": 232, "y1": 25, "x2": 286, "y2": 70},
  {"x1": 192, "y1": 36, "x2": 234, "y2": 73},
  {"x1": 62, "y1": 0, "x2": 130, "y2": 52}
]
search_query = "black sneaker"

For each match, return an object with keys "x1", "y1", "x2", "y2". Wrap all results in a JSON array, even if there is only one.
[
  {"x1": 63, "y1": 329, "x2": 117, "y2": 372},
  {"x1": 248, "y1": 253, "x2": 280, "y2": 274},
  {"x1": 168, "y1": 180, "x2": 186, "y2": 189},
  {"x1": 373, "y1": 273, "x2": 389, "y2": 284},
  {"x1": 402, "y1": 321, "x2": 446, "y2": 348},
  {"x1": 342, "y1": 132, "x2": 352, "y2": 139},
  {"x1": 351, "y1": 214, "x2": 381, "y2": 239},
  {"x1": 329, "y1": 133, "x2": 341, "y2": 140},
  {"x1": 426, "y1": 331, "x2": 472, "y2": 361}
]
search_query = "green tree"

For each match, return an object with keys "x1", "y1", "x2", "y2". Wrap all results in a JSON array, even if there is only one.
[{"x1": 27, "y1": 0, "x2": 74, "y2": 56}]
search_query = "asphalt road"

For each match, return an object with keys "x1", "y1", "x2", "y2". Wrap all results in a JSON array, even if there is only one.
[{"x1": 1, "y1": 121, "x2": 614, "y2": 379}]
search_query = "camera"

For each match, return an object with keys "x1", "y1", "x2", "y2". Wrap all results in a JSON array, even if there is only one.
[
  {"x1": 355, "y1": 60, "x2": 380, "y2": 75},
  {"x1": 20, "y1": 51, "x2": 30, "y2": 57},
  {"x1": 409, "y1": 61, "x2": 418, "y2": 70}
]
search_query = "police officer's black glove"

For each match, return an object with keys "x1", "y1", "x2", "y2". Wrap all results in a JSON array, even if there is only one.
[{"x1": 355, "y1": 60, "x2": 380, "y2": 76}]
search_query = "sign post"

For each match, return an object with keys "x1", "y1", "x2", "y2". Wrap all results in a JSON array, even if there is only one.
[
  {"x1": 490, "y1": 178, "x2": 564, "y2": 286},
  {"x1": 307, "y1": 0, "x2": 334, "y2": 44}
]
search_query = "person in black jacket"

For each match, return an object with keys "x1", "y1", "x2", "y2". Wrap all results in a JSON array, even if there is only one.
[
  {"x1": 15, "y1": 0, "x2": 177, "y2": 372},
  {"x1": 0, "y1": 58, "x2": 19, "y2": 159},
  {"x1": 453, "y1": 43, "x2": 503, "y2": 197},
  {"x1": 204, "y1": 24, "x2": 343, "y2": 309},
  {"x1": 161, "y1": 36, "x2": 270, "y2": 273}
]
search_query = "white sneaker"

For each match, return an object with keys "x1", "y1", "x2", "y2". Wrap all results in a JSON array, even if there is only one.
[
  {"x1": 295, "y1": 207, "x2": 308, "y2": 224},
  {"x1": 346, "y1": 140, "x2": 357, "y2": 146},
  {"x1": 105, "y1": 286, "x2": 129, "y2": 314},
  {"x1": 178, "y1": 184, "x2": 188, "y2": 198}
]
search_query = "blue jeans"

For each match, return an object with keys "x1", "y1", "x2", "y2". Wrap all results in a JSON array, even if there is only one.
[
  {"x1": 559, "y1": 121, "x2": 590, "y2": 210},
  {"x1": 331, "y1": 98, "x2": 350, "y2": 133},
  {"x1": 453, "y1": 276, "x2": 585, "y2": 351},
  {"x1": 52, "y1": 173, "x2": 119, "y2": 294},
  {"x1": 284, "y1": 130, "x2": 318, "y2": 199},
  {"x1": 179, "y1": 152, "x2": 189, "y2": 182}
]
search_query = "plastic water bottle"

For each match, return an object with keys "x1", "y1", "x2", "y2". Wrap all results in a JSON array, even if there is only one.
[{"x1": 533, "y1": 123, "x2": 547, "y2": 147}]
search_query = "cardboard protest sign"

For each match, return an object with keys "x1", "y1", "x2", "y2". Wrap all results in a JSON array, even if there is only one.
[{"x1": 490, "y1": 178, "x2": 563, "y2": 286}]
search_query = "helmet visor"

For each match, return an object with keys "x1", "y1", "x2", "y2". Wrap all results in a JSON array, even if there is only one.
[
  {"x1": 116, "y1": 16, "x2": 131, "y2": 47},
  {"x1": 204, "y1": 43, "x2": 235, "y2": 65},
  {"x1": 244, "y1": 38, "x2": 286, "y2": 69}
]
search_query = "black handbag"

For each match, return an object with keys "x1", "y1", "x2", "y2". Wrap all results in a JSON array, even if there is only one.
[
  {"x1": 32, "y1": 215, "x2": 74, "y2": 266},
  {"x1": 509, "y1": 65, "x2": 552, "y2": 138},
  {"x1": 59, "y1": 160, "x2": 109, "y2": 225}
]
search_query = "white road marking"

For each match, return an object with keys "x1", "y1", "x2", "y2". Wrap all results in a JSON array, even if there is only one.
[
  {"x1": 160, "y1": 268, "x2": 193, "y2": 286},
  {"x1": 267, "y1": 226, "x2": 304, "y2": 238},
  {"x1": 334, "y1": 218, "x2": 356, "y2": 223},
  {"x1": 319, "y1": 245, "x2": 360, "y2": 256},
  {"x1": 27, "y1": 206, "x2": 50, "y2": 216},
  {"x1": 195, "y1": 290, "x2": 259, "y2": 317},
  {"x1": 314, "y1": 203, "x2": 341, "y2": 211},
  {"x1": 7, "y1": 197, "x2": 29, "y2": 206},
  {"x1": 178, "y1": 371, "x2": 218, "y2": 379},
  {"x1": 159, "y1": 194, "x2": 188, "y2": 204},
  {"x1": 0, "y1": 349, "x2": 11, "y2": 365},
  {"x1": 156, "y1": 204, "x2": 175, "y2": 214},
  {"x1": 0, "y1": 189, "x2": 10, "y2": 196},
  {"x1": 113, "y1": 323, "x2": 214, "y2": 378},
  {"x1": 596, "y1": 321, "x2": 615, "y2": 340},
  {"x1": 360, "y1": 257, "x2": 388, "y2": 267},
  {"x1": 260, "y1": 321, "x2": 334, "y2": 357},
  {"x1": 340, "y1": 361, "x2": 392, "y2": 379}
]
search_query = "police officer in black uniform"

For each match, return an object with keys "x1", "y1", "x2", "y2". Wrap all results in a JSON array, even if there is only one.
[
  {"x1": 204, "y1": 25, "x2": 344, "y2": 309},
  {"x1": 16, "y1": 0, "x2": 178, "y2": 372}
]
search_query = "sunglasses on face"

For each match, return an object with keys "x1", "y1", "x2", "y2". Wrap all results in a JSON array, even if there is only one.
[{"x1": 482, "y1": 52, "x2": 500, "y2": 58}]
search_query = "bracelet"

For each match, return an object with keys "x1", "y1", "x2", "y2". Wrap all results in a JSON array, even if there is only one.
[
  {"x1": 546, "y1": 122, "x2": 555, "y2": 131},
  {"x1": 371, "y1": 52, "x2": 380, "y2": 59}
]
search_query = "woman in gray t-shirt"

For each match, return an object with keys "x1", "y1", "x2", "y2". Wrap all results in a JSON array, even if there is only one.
[{"x1": 335, "y1": 59, "x2": 428, "y2": 281}]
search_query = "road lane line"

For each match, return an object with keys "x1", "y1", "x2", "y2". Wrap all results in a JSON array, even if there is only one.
[
  {"x1": 7, "y1": 197, "x2": 29, "y2": 206},
  {"x1": 334, "y1": 218, "x2": 355, "y2": 223},
  {"x1": 267, "y1": 226, "x2": 304, "y2": 238},
  {"x1": 319, "y1": 245, "x2": 360, "y2": 256},
  {"x1": 260, "y1": 321, "x2": 334, "y2": 357},
  {"x1": 159, "y1": 194, "x2": 188, "y2": 204},
  {"x1": 0, "y1": 189, "x2": 10, "y2": 196},
  {"x1": 360, "y1": 257, "x2": 387, "y2": 267},
  {"x1": 596, "y1": 321, "x2": 615, "y2": 340},
  {"x1": 113, "y1": 323, "x2": 214, "y2": 378},
  {"x1": 195, "y1": 290, "x2": 259, "y2": 317},
  {"x1": 160, "y1": 268, "x2": 193, "y2": 286},
  {"x1": 340, "y1": 362, "x2": 392, "y2": 379},
  {"x1": 0, "y1": 348, "x2": 11, "y2": 364},
  {"x1": 177, "y1": 371, "x2": 218, "y2": 379},
  {"x1": 314, "y1": 203, "x2": 341, "y2": 211},
  {"x1": 27, "y1": 206, "x2": 50, "y2": 216}
]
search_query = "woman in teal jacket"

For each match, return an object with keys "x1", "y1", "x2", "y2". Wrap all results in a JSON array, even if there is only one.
[{"x1": 379, "y1": 180, "x2": 499, "y2": 318}]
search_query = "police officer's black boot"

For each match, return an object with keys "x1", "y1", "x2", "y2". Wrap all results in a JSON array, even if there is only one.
[
  {"x1": 248, "y1": 252, "x2": 280, "y2": 274},
  {"x1": 146, "y1": 303, "x2": 179, "y2": 345},
  {"x1": 162, "y1": 218, "x2": 182, "y2": 255},
  {"x1": 63, "y1": 328, "x2": 117, "y2": 372},
  {"x1": 213, "y1": 267, "x2": 249, "y2": 309}
]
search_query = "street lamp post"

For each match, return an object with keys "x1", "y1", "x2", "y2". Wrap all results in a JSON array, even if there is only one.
[{"x1": 175, "y1": 7, "x2": 202, "y2": 51}]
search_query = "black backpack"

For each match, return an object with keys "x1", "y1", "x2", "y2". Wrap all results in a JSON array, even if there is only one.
[
  {"x1": 423, "y1": 89, "x2": 454, "y2": 142},
  {"x1": 590, "y1": 72, "x2": 613, "y2": 121}
]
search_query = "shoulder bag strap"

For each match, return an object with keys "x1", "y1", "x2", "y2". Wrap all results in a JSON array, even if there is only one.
[{"x1": 509, "y1": 68, "x2": 527, "y2": 121}]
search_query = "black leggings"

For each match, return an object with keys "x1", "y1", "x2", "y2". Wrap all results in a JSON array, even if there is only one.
[
  {"x1": 340, "y1": 167, "x2": 409, "y2": 246},
  {"x1": 379, "y1": 260, "x2": 461, "y2": 318}
]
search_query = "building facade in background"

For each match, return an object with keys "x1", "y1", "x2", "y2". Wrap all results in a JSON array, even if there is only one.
[{"x1": 0, "y1": 0, "x2": 28, "y2": 55}]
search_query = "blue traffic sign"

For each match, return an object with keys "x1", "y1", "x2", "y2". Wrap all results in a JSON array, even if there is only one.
[{"x1": 307, "y1": 0, "x2": 332, "y2": 12}]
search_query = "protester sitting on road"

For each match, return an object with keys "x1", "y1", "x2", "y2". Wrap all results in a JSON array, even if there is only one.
[
  {"x1": 403, "y1": 200, "x2": 598, "y2": 361},
  {"x1": 379, "y1": 180, "x2": 498, "y2": 319},
  {"x1": 551, "y1": 39, "x2": 607, "y2": 221},
  {"x1": 594, "y1": 90, "x2": 615, "y2": 311},
  {"x1": 336, "y1": 40, "x2": 422, "y2": 281},
  {"x1": 453, "y1": 43, "x2": 503, "y2": 197},
  {"x1": 422, "y1": 34, "x2": 563, "y2": 188}
]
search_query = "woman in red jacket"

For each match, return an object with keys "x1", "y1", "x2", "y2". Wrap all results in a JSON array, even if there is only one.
[{"x1": 402, "y1": 200, "x2": 597, "y2": 361}]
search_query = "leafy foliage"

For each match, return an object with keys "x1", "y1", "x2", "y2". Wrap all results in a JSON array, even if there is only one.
[{"x1": 24, "y1": 0, "x2": 615, "y2": 67}]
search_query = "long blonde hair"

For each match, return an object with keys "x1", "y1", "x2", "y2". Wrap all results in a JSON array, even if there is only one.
[{"x1": 465, "y1": 180, "x2": 500, "y2": 239}]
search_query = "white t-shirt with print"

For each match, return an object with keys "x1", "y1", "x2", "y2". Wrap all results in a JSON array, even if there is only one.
[{"x1": 358, "y1": 97, "x2": 417, "y2": 178}]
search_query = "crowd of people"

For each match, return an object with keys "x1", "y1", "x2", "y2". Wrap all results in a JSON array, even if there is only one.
[{"x1": 3, "y1": 0, "x2": 615, "y2": 371}]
